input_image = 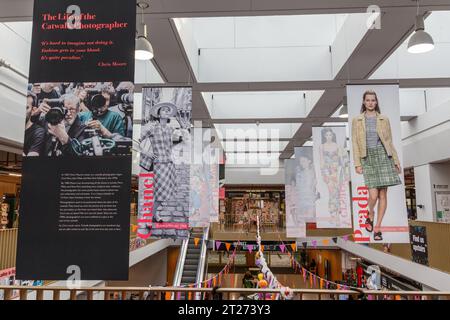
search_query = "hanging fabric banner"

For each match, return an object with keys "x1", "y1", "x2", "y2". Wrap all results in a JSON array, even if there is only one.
[
  {"x1": 294, "y1": 147, "x2": 317, "y2": 223},
  {"x1": 209, "y1": 130, "x2": 220, "y2": 223},
  {"x1": 137, "y1": 87, "x2": 192, "y2": 239},
  {"x1": 17, "y1": 0, "x2": 136, "y2": 280},
  {"x1": 347, "y1": 85, "x2": 409, "y2": 243},
  {"x1": 189, "y1": 128, "x2": 212, "y2": 228},
  {"x1": 312, "y1": 126, "x2": 351, "y2": 228},
  {"x1": 285, "y1": 159, "x2": 306, "y2": 237}
]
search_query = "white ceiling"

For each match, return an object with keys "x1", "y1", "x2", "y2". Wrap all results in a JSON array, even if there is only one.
[{"x1": 174, "y1": 13, "x2": 370, "y2": 82}]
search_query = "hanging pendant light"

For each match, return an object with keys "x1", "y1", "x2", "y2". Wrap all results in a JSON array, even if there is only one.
[
  {"x1": 407, "y1": 1, "x2": 434, "y2": 54},
  {"x1": 135, "y1": 2, "x2": 154, "y2": 60}
]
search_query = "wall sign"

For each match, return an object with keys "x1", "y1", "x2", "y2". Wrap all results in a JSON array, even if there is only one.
[{"x1": 409, "y1": 226, "x2": 429, "y2": 266}]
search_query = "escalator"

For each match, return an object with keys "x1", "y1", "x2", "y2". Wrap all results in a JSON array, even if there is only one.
[{"x1": 173, "y1": 227, "x2": 209, "y2": 299}]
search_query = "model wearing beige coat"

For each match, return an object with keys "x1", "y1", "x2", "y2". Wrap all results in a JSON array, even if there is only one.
[{"x1": 351, "y1": 112, "x2": 400, "y2": 168}]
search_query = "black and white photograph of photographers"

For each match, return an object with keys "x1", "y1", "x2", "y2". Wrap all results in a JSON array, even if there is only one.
[
  {"x1": 138, "y1": 87, "x2": 192, "y2": 239},
  {"x1": 23, "y1": 82, "x2": 134, "y2": 157}
]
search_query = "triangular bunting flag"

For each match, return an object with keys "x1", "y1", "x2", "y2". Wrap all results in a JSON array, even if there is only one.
[
  {"x1": 313, "y1": 275, "x2": 317, "y2": 287},
  {"x1": 279, "y1": 244, "x2": 286, "y2": 253},
  {"x1": 343, "y1": 235, "x2": 349, "y2": 241},
  {"x1": 213, "y1": 277, "x2": 217, "y2": 287},
  {"x1": 194, "y1": 238, "x2": 200, "y2": 247},
  {"x1": 331, "y1": 237, "x2": 338, "y2": 244},
  {"x1": 225, "y1": 242, "x2": 231, "y2": 251},
  {"x1": 131, "y1": 224, "x2": 138, "y2": 233},
  {"x1": 261, "y1": 245, "x2": 264, "y2": 252},
  {"x1": 309, "y1": 273, "x2": 313, "y2": 287},
  {"x1": 290, "y1": 243, "x2": 297, "y2": 252},
  {"x1": 247, "y1": 244, "x2": 253, "y2": 253},
  {"x1": 215, "y1": 241, "x2": 222, "y2": 250},
  {"x1": 320, "y1": 278, "x2": 324, "y2": 289},
  {"x1": 322, "y1": 239, "x2": 330, "y2": 246},
  {"x1": 302, "y1": 242, "x2": 307, "y2": 248},
  {"x1": 312, "y1": 240, "x2": 317, "y2": 248}
]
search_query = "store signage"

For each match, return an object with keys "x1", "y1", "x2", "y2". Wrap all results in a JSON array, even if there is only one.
[
  {"x1": 16, "y1": 0, "x2": 136, "y2": 280},
  {"x1": 409, "y1": 226, "x2": 429, "y2": 266}
]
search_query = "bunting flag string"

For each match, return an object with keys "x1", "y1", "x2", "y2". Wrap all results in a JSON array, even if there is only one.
[{"x1": 276, "y1": 235, "x2": 360, "y2": 292}]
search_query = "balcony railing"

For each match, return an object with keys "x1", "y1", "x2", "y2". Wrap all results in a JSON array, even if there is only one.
[{"x1": 0, "y1": 285, "x2": 449, "y2": 300}]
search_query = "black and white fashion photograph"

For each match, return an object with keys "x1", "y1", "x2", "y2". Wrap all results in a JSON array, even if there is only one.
[
  {"x1": 138, "y1": 87, "x2": 192, "y2": 239},
  {"x1": 24, "y1": 82, "x2": 134, "y2": 157}
]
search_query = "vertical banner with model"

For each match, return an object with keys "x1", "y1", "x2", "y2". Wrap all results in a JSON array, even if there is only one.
[
  {"x1": 285, "y1": 159, "x2": 306, "y2": 238},
  {"x1": 190, "y1": 128, "x2": 213, "y2": 228},
  {"x1": 347, "y1": 85, "x2": 409, "y2": 243},
  {"x1": 137, "y1": 87, "x2": 192, "y2": 239},
  {"x1": 16, "y1": 0, "x2": 136, "y2": 280},
  {"x1": 294, "y1": 147, "x2": 318, "y2": 224},
  {"x1": 209, "y1": 134, "x2": 220, "y2": 223},
  {"x1": 312, "y1": 126, "x2": 351, "y2": 228}
]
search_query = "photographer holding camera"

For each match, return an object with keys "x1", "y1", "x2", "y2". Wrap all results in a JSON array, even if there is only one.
[
  {"x1": 78, "y1": 84, "x2": 125, "y2": 138},
  {"x1": 31, "y1": 94, "x2": 89, "y2": 156},
  {"x1": 23, "y1": 92, "x2": 45, "y2": 157}
]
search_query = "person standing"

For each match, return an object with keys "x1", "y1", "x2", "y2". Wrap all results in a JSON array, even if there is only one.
[
  {"x1": 351, "y1": 90, "x2": 402, "y2": 241},
  {"x1": 320, "y1": 128, "x2": 344, "y2": 223},
  {"x1": 140, "y1": 102, "x2": 187, "y2": 221}
]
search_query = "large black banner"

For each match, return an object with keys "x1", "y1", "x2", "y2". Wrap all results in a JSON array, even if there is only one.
[{"x1": 16, "y1": 0, "x2": 136, "y2": 280}]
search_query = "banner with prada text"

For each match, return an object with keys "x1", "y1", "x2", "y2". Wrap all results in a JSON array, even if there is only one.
[{"x1": 347, "y1": 85, "x2": 409, "y2": 243}]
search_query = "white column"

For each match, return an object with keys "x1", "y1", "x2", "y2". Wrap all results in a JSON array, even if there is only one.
[{"x1": 414, "y1": 165, "x2": 434, "y2": 222}]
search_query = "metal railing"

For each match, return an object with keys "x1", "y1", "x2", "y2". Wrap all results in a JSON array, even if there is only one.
[
  {"x1": 0, "y1": 228, "x2": 17, "y2": 270},
  {"x1": 195, "y1": 226, "x2": 210, "y2": 299},
  {"x1": 172, "y1": 233, "x2": 190, "y2": 287},
  {"x1": 1, "y1": 285, "x2": 449, "y2": 300}
]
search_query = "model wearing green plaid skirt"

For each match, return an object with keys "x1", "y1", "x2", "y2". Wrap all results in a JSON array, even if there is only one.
[{"x1": 361, "y1": 145, "x2": 401, "y2": 189}]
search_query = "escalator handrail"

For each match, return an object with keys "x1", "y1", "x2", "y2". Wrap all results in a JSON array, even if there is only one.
[
  {"x1": 195, "y1": 226, "x2": 210, "y2": 290},
  {"x1": 173, "y1": 232, "x2": 190, "y2": 287}
]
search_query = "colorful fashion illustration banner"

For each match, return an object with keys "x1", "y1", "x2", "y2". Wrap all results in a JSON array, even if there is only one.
[
  {"x1": 312, "y1": 126, "x2": 351, "y2": 228},
  {"x1": 294, "y1": 147, "x2": 317, "y2": 224},
  {"x1": 16, "y1": 0, "x2": 135, "y2": 280},
  {"x1": 137, "y1": 87, "x2": 192, "y2": 239},
  {"x1": 347, "y1": 85, "x2": 409, "y2": 243},
  {"x1": 190, "y1": 128, "x2": 213, "y2": 228},
  {"x1": 210, "y1": 144, "x2": 220, "y2": 223},
  {"x1": 285, "y1": 159, "x2": 306, "y2": 238}
]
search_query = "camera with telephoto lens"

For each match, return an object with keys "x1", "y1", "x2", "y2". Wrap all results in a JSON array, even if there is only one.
[
  {"x1": 42, "y1": 98, "x2": 67, "y2": 125},
  {"x1": 117, "y1": 89, "x2": 134, "y2": 105}
]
